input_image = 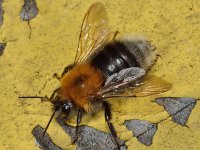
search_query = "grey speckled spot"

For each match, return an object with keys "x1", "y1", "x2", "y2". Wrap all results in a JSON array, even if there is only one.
[
  {"x1": 57, "y1": 118, "x2": 127, "y2": 150},
  {"x1": 20, "y1": 0, "x2": 38, "y2": 21},
  {"x1": 0, "y1": 0, "x2": 3, "y2": 27},
  {"x1": 0, "y1": 43, "x2": 6, "y2": 56},
  {"x1": 124, "y1": 120, "x2": 157, "y2": 146},
  {"x1": 155, "y1": 97, "x2": 197, "y2": 126},
  {"x1": 32, "y1": 125, "x2": 62, "y2": 150}
]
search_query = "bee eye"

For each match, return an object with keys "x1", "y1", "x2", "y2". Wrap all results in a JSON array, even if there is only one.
[{"x1": 62, "y1": 102, "x2": 73, "y2": 113}]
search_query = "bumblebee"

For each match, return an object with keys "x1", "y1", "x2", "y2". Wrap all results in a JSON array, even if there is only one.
[{"x1": 20, "y1": 2, "x2": 172, "y2": 149}]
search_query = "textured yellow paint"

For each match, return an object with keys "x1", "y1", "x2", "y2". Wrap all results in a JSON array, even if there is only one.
[{"x1": 0, "y1": 0, "x2": 200, "y2": 150}]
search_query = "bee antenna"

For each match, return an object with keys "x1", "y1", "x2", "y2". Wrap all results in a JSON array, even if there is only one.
[
  {"x1": 42, "y1": 110, "x2": 57, "y2": 137},
  {"x1": 19, "y1": 96, "x2": 44, "y2": 98},
  {"x1": 19, "y1": 96, "x2": 50, "y2": 102}
]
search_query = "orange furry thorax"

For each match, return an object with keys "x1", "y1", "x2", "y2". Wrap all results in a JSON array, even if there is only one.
[{"x1": 60, "y1": 63, "x2": 104, "y2": 111}]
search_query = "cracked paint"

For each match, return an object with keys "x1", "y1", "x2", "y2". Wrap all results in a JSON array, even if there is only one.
[
  {"x1": 32, "y1": 121, "x2": 127, "y2": 150},
  {"x1": 155, "y1": 97, "x2": 197, "y2": 126},
  {"x1": 0, "y1": 42, "x2": 6, "y2": 56},
  {"x1": 20, "y1": 0, "x2": 38, "y2": 39},
  {"x1": 57, "y1": 118, "x2": 127, "y2": 150},
  {"x1": 20, "y1": 0, "x2": 38, "y2": 21},
  {"x1": 0, "y1": 0, "x2": 200, "y2": 150},
  {"x1": 0, "y1": 0, "x2": 3, "y2": 27},
  {"x1": 32, "y1": 125, "x2": 62, "y2": 150},
  {"x1": 124, "y1": 120, "x2": 157, "y2": 146}
]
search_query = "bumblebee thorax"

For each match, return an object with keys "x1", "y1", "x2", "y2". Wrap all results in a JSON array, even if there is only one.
[{"x1": 60, "y1": 63, "x2": 104, "y2": 111}]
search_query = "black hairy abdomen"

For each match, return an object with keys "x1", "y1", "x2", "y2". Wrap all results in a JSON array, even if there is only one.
[{"x1": 91, "y1": 41, "x2": 139, "y2": 77}]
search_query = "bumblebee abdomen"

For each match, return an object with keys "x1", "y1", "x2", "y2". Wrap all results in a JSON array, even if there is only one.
[{"x1": 91, "y1": 37, "x2": 156, "y2": 77}]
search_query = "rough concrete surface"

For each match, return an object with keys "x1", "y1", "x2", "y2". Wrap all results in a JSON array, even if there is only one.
[{"x1": 0, "y1": 0, "x2": 200, "y2": 150}]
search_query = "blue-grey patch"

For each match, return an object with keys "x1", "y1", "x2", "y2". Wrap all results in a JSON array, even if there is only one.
[
  {"x1": 32, "y1": 125, "x2": 62, "y2": 150},
  {"x1": 0, "y1": 0, "x2": 4, "y2": 27},
  {"x1": 20, "y1": 0, "x2": 38, "y2": 21},
  {"x1": 0, "y1": 43, "x2": 6, "y2": 56},
  {"x1": 124, "y1": 120, "x2": 157, "y2": 146},
  {"x1": 155, "y1": 97, "x2": 197, "y2": 126},
  {"x1": 57, "y1": 118, "x2": 127, "y2": 150}
]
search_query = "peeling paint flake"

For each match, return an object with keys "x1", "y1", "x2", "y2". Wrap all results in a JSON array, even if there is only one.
[
  {"x1": 0, "y1": 0, "x2": 3, "y2": 27},
  {"x1": 57, "y1": 118, "x2": 127, "y2": 150},
  {"x1": 155, "y1": 97, "x2": 197, "y2": 126},
  {"x1": 32, "y1": 125, "x2": 62, "y2": 150},
  {"x1": 124, "y1": 120, "x2": 157, "y2": 146},
  {"x1": 0, "y1": 43, "x2": 6, "y2": 56},
  {"x1": 32, "y1": 118, "x2": 127, "y2": 150},
  {"x1": 20, "y1": 0, "x2": 38, "y2": 21}
]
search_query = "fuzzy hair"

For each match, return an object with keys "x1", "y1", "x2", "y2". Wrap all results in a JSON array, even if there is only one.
[
  {"x1": 118, "y1": 35, "x2": 156, "y2": 71},
  {"x1": 60, "y1": 64, "x2": 104, "y2": 111}
]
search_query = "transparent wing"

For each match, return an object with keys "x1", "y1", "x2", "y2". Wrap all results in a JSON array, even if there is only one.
[
  {"x1": 124, "y1": 75, "x2": 172, "y2": 97},
  {"x1": 94, "y1": 75, "x2": 172, "y2": 99},
  {"x1": 97, "y1": 67, "x2": 146, "y2": 96},
  {"x1": 74, "y1": 2, "x2": 112, "y2": 65}
]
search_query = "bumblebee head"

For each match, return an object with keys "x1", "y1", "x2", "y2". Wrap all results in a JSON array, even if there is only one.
[
  {"x1": 54, "y1": 100, "x2": 74, "y2": 114},
  {"x1": 43, "y1": 96, "x2": 75, "y2": 137}
]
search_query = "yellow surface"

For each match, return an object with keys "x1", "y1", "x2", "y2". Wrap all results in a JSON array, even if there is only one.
[{"x1": 0, "y1": 0, "x2": 200, "y2": 150}]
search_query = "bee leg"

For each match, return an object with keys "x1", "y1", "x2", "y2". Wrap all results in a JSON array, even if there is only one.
[
  {"x1": 41, "y1": 87, "x2": 60, "y2": 103},
  {"x1": 103, "y1": 101, "x2": 121, "y2": 150},
  {"x1": 112, "y1": 31, "x2": 120, "y2": 41},
  {"x1": 61, "y1": 64, "x2": 74, "y2": 77},
  {"x1": 47, "y1": 88, "x2": 60, "y2": 102},
  {"x1": 53, "y1": 64, "x2": 74, "y2": 80},
  {"x1": 72, "y1": 108, "x2": 83, "y2": 144},
  {"x1": 53, "y1": 73, "x2": 61, "y2": 80}
]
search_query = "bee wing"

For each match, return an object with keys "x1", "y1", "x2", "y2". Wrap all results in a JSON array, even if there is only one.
[
  {"x1": 123, "y1": 75, "x2": 172, "y2": 97},
  {"x1": 74, "y1": 2, "x2": 112, "y2": 65},
  {"x1": 95, "y1": 67, "x2": 146, "y2": 96},
  {"x1": 95, "y1": 72, "x2": 172, "y2": 99}
]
